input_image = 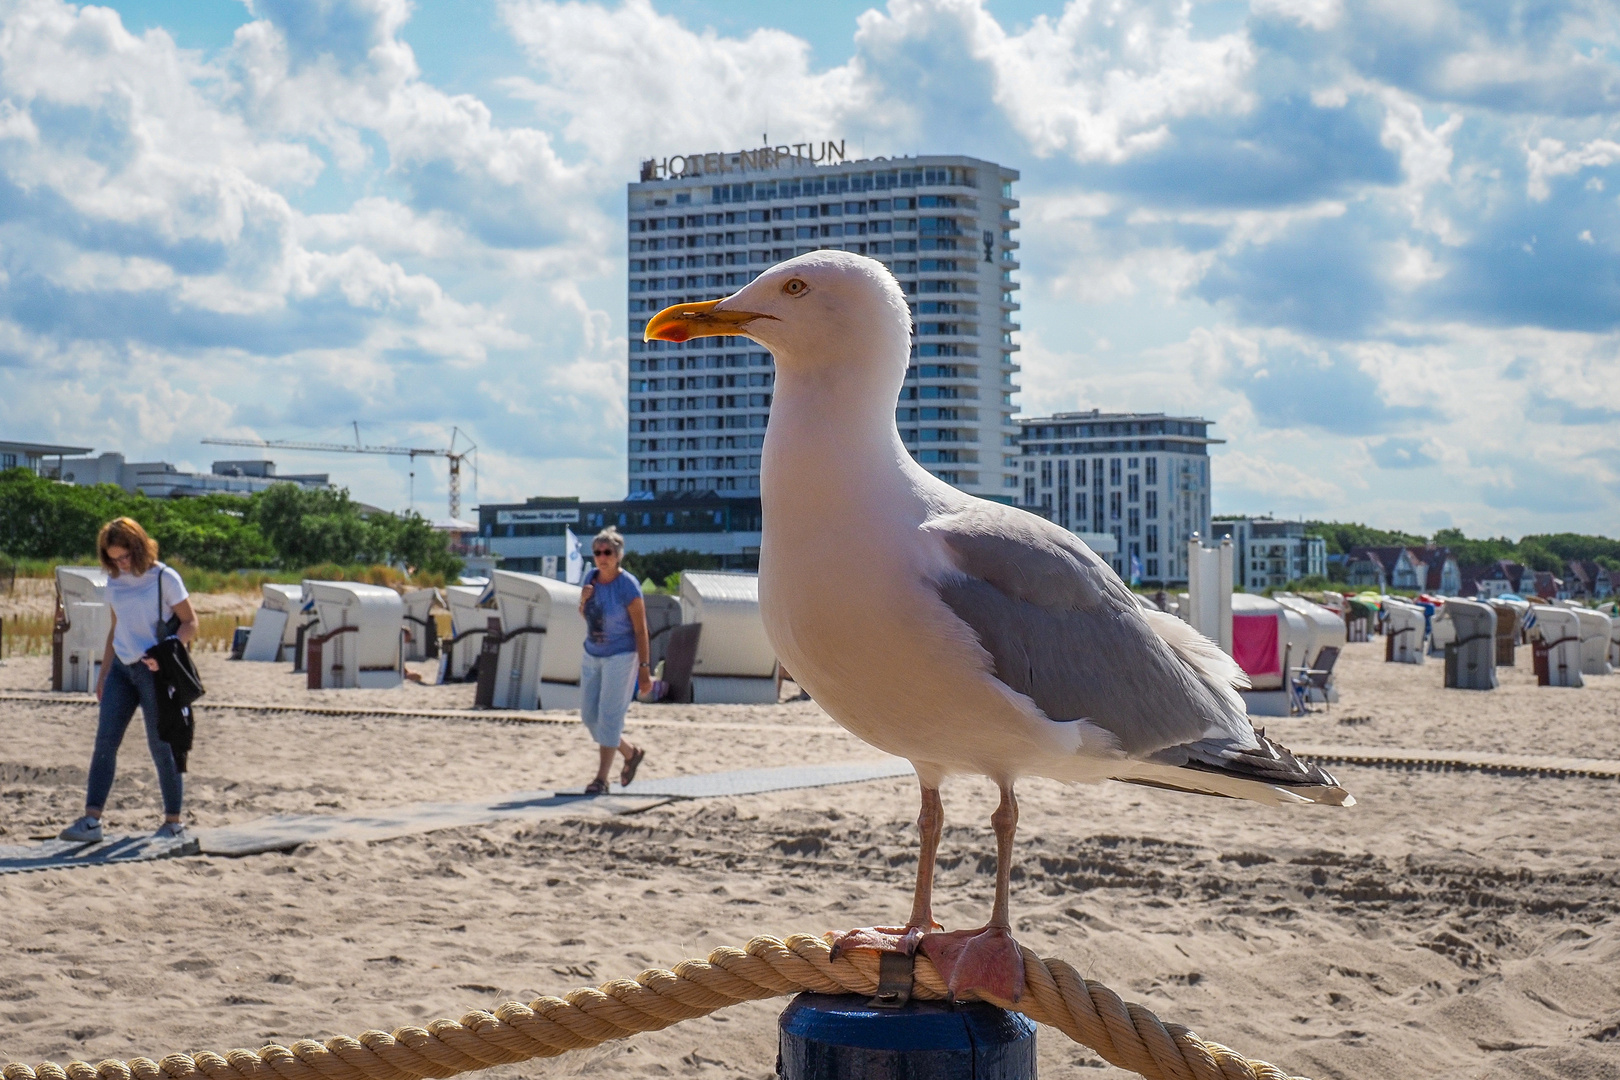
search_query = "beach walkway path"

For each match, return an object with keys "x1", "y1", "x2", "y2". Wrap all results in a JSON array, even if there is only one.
[{"x1": 0, "y1": 759, "x2": 916, "y2": 874}]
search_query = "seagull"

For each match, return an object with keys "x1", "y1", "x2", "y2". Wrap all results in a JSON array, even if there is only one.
[{"x1": 645, "y1": 251, "x2": 1352, "y2": 1005}]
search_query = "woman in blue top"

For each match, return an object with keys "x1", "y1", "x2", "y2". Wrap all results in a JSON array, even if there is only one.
[
  {"x1": 58, "y1": 517, "x2": 199, "y2": 844},
  {"x1": 577, "y1": 527, "x2": 652, "y2": 795}
]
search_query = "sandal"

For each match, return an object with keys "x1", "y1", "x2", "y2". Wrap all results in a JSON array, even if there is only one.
[
  {"x1": 619, "y1": 746, "x2": 646, "y2": 787},
  {"x1": 583, "y1": 779, "x2": 609, "y2": 796}
]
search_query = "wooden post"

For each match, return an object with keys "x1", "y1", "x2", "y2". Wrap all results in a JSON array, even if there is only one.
[
  {"x1": 51, "y1": 611, "x2": 66, "y2": 691},
  {"x1": 778, "y1": 993, "x2": 1036, "y2": 1079}
]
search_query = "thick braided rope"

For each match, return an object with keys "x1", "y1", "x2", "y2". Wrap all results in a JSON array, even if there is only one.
[{"x1": 1, "y1": 935, "x2": 1308, "y2": 1080}]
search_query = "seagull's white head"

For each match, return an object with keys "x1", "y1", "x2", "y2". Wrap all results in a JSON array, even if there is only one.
[{"x1": 643, "y1": 251, "x2": 912, "y2": 386}]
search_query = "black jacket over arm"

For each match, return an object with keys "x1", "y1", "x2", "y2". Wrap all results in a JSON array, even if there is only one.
[{"x1": 146, "y1": 637, "x2": 205, "y2": 772}]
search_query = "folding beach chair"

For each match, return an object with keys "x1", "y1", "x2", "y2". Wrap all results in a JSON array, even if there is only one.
[{"x1": 1289, "y1": 645, "x2": 1341, "y2": 714}]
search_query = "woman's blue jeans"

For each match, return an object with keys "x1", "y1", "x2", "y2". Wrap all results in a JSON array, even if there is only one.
[{"x1": 85, "y1": 660, "x2": 183, "y2": 816}]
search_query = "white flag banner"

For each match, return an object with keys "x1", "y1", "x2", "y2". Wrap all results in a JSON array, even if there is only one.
[{"x1": 565, "y1": 527, "x2": 584, "y2": 585}]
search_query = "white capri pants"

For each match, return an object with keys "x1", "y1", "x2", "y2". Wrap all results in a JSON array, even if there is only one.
[{"x1": 579, "y1": 651, "x2": 638, "y2": 748}]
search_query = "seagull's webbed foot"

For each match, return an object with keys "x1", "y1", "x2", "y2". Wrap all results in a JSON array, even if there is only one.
[
  {"x1": 920, "y1": 925, "x2": 1026, "y2": 1004},
  {"x1": 828, "y1": 924, "x2": 930, "y2": 959}
]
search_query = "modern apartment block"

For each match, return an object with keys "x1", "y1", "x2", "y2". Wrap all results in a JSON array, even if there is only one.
[
  {"x1": 1016, "y1": 411, "x2": 1219, "y2": 584},
  {"x1": 1210, "y1": 517, "x2": 1328, "y2": 592},
  {"x1": 627, "y1": 147, "x2": 1022, "y2": 502}
]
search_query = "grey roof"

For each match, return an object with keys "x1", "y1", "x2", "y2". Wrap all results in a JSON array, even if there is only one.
[{"x1": 0, "y1": 439, "x2": 93, "y2": 456}]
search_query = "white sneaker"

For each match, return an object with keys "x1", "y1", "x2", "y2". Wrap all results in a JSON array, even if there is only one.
[
  {"x1": 153, "y1": 822, "x2": 191, "y2": 841},
  {"x1": 58, "y1": 816, "x2": 103, "y2": 843}
]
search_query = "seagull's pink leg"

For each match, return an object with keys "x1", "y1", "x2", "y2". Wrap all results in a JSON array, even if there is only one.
[
  {"x1": 919, "y1": 784, "x2": 1026, "y2": 1003},
  {"x1": 830, "y1": 782, "x2": 943, "y2": 957}
]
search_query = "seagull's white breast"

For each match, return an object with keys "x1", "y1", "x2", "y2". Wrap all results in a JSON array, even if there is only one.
[{"x1": 758, "y1": 383, "x2": 1103, "y2": 785}]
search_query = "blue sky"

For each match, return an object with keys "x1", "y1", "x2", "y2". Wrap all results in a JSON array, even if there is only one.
[{"x1": 1, "y1": 0, "x2": 1617, "y2": 536}]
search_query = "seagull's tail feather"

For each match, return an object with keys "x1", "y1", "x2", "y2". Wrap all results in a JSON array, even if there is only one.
[{"x1": 1116, "y1": 731, "x2": 1355, "y2": 807}]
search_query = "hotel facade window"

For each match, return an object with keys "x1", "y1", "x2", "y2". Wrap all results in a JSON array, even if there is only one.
[
  {"x1": 628, "y1": 152, "x2": 1021, "y2": 502},
  {"x1": 1014, "y1": 410, "x2": 1220, "y2": 584}
]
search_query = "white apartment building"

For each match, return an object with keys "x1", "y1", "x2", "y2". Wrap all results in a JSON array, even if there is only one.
[
  {"x1": 1210, "y1": 517, "x2": 1328, "y2": 592},
  {"x1": 1017, "y1": 411, "x2": 1219, "y2": 584},
  {"x1": 627, "y1": 146, "x2": 1022, "y2": 502}
]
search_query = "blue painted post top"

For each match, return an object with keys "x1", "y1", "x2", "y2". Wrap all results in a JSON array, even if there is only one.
[{"x1": 778, "y1": 992, "x2": 1037, "y2": 1079}]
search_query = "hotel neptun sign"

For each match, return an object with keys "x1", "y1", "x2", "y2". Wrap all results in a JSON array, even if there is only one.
[{"x1": 639, "y1": 140, "x2": 849, "y2": 181}]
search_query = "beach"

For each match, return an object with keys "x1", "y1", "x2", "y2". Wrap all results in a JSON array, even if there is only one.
[{"x1": 1, "y1": 638, "x2": 1617, "y2": 1079}]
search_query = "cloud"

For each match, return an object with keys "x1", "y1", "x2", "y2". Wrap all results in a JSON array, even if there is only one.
[
  {"x1": 247, "y1": 0, "x2": 411, "y2": 70},
  {"x1": 1368, "y1": 436, "x2": 1438, "y2": 468},
  {"x1": 1, "y1": 0, "x2": 1619, "y2": 535},
  {"x1": 1087, "y1": 93, "x2": 1399, "y2": 208},
  {"x1": 1213, "y1": 448, "x2": 1345, "y2": 509},
  {"x1": 1527, "y1": 391, "x2": 1620, "y2": 425},
  {"x1": 859, "y1": 0, "x2": 1257, "y2": 165},
  {"x1": 1525, "y1": 137, "x2": 1620, "y2": 201},
  {"x1": 1217, "y1": 341, "x2": 1437, "y2": 434}
]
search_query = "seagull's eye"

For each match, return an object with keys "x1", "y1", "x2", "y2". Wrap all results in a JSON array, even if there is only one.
[{"x1": 782, "y1": 278, "x2": 809, "y2": 297}]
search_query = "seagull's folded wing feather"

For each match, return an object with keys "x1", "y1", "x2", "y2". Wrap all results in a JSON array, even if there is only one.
[{"x1": 923, "y1": 503, "x2": 1253, "y2": 758}]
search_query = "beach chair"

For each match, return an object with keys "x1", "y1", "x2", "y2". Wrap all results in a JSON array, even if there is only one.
[
  {"x1": 1441, "y1": 599, "x2": 1497, "y2": 690},
  {"x1": 658, "y1": 622, "x2": 703, "y2": 704},
  {"x1": 474, "y1": 570, "x2": 587, "y2": 711},
  {"x1": 1289, "y1": 646, "x2": 1340, "y2": 714},
  {"x1": 1530, "y1": 607, "x2": 1583, "y2": 688},
  {"x1": 400, "y1": 587, "x2": 440, "y2": 662},
  {"x1": 1345, "y1": 600, "x2": 1375, "y2": 643},
  {"x1": 1488, "y1": 600, "x2": 1522, "y2": 667},
  {"x1": 1382, "y1": 600, "x2": 1426, "y2": 664},
  {"x1": 642, "y1": 593, "x2": 683, "y2": 670},
  {"x1": 53, "y1": 567, "x2": 108, "y2": 692},
  {"x1": 1575, "y1": 608, "x2": 1613, "y2": 676},
  {"x1": 678, "y1": 571, "x2": 780, "y2": 704},
  {"x1": 243, "y1": 583, "x2": 303, "y2": 662},
  {"x1": 304, "y1": 581, "x2": 405, "y2": 690},
  {"x1": 441, "y1": 585, "x2": 491, "y2": 682}
]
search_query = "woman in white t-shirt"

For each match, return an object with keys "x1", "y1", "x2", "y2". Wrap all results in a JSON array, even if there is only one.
[{"x1": 58, "y1": 517, "x2": 199, "y2": 844}]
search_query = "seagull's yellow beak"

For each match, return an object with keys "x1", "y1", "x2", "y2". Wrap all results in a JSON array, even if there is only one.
[{"x1": 643, "y1": 298, "x2": 775, "y2": 343}]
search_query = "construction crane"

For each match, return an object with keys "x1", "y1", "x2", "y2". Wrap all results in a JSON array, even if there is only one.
[{"x1": 202, "y1": 425, "x2": 477, "y2": 519}]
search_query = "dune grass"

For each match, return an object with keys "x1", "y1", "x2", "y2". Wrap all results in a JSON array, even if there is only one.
[
  {"x1": 2, "y1": 557, "x2": 448, "y2": 594},
  {"x1": 0, "y1": 611, "x2": 245, "y2": 659}
]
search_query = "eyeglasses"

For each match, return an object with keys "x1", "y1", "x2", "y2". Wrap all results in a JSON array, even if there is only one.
[{"x1": 592, "y1": 549, "x2": 617, "y2": 557}]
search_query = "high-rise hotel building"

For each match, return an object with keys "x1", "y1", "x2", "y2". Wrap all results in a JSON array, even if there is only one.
[{"x1": 626, "y1": 146, "x2": 1022, "y2": 502}]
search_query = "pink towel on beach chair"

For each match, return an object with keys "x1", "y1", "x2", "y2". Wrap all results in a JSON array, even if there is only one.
[{"x1": 1233, "y1": 613, "x2": 1280, "y2": 677}]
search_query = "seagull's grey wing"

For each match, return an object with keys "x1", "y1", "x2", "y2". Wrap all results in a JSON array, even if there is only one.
[{"x1": 923, "y1": 502, "x2": 1250, "y2": 757}]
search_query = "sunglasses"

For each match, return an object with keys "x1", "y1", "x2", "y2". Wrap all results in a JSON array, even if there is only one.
[{"x1": 592, "y1": 549, "x2": 617, "y2": 557}]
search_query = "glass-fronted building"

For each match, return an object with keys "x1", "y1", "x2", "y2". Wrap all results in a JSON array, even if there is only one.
[
  {"x1": 477, "y1": 493, "x2": 764, "y2": 572},
  {"x1": 1017, "y1": 411, "x2": 1219, "y2": 584},
  {"x1": 627, "y1": 148, "x2": 1022, "y2": 503}
]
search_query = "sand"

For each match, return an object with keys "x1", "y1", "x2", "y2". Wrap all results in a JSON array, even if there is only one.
[{"x1": 1, "y1": 642, "x2": 1617, "y2": 1080}]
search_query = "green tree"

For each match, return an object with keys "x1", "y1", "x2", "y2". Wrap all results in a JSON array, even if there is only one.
[
  {"x1": 1521, "y1": 532, "x2": 1620, "y2": 572},
  {"x1": 620, "y1": 548, "x2": 721, "y2": 590},
  {"x1": 1430, "y1": 527, "x2": 1518, "y2": 568},
  {"x1": 145, "y1": 495, "x2": 277, "y2": 570},
  {"x1": 1304, "y1": 520, "x2": 1427, "y2": 556},
  {"x1": 0, "y1": 468, "x2": 122, "y2": 558},
  {"x1": 247, "y1": 484, "x2": 370, "y2": 567},
  {"x1": 362, "y1": 508, "x2": 462, "y2": 578}
]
